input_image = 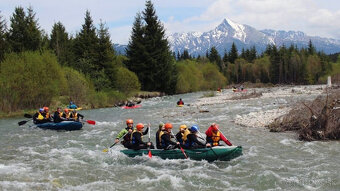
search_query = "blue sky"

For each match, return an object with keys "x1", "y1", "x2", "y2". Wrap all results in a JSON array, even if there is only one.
[{"x1": 1, "y1": 0, "x2": 340, "y2": 44}]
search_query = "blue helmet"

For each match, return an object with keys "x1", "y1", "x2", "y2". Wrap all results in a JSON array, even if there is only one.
[
  {"x1": 190, "y1": 125, "x2": 199, "y2": 132},
  {"x1": 39, "y1": 108, "x2": 44, "y2": 112}
]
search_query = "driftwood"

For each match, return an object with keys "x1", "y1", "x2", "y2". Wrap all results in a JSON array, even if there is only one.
[{"x1": 269, "y1": 87, "x2": 340, "y2": 141}]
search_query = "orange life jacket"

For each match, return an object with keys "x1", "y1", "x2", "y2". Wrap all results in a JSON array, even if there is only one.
[{"x1": 211, "y1": 131, "x2": 221, "y2": 146}]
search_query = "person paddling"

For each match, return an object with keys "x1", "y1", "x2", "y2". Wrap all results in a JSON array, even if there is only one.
[
  {"x1": 33, "y1": 108, "x2": 45, "y2": 124},
  {"x1": 42, "y1": 107, "x2": 52, "y2": 123},
  {"x1": 115, "y1": 119, "x2": 134, "y2": 149},
  {"x1": 205, "y1": 123, "x2": 232, "y2": 146},
  {"x1": 53, "y1": 107, "x2": 67, "y2": 123},
  {"x1": 160, "y1": 123, "x2": 180, "y2": 150},
  {"x1": 185, "y1": 125, "x2": 210, "y2": 149},
  {"x1": 70, "y1": 110, "x2": 84, "y2": 122},
  {"x1": 130, "y1": 123, "x2": 154, "y2": 150},
  {"x1": 62, "y1": 108, "x2": 71, "y2": 120},
  {"x1": 175, "y1": 124, "x2": 190, "y2": 147},
  {"x1": 155, "y1": 123, "x2": 165, "y2": 149},
  {"x1": 177, "y1": 98, "x2": 184, "y2": 105}
]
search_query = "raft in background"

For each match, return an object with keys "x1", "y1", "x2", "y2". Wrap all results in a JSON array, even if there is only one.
[
  {"x1": 121, "y1": 105, "x2": 142, "y2": 109},
  {"x1": 120, "y1": 146, "x2": 242, "y2": 162},
  {"x1": 36, "y1": 121, "x2": 83, "y2": 131}
]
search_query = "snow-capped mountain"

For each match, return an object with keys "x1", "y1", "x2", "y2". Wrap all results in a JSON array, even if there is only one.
[
  {"x1": 168, "y1": 18, "x2": 340, "y2": 56},
  {"x1": 114, "y1": 18, "x2": 340, "y2": 55}
]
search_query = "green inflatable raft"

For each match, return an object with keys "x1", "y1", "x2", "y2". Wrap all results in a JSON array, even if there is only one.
[{"x1": 120, "y1": 146, "x2": 242, "y2": 162}]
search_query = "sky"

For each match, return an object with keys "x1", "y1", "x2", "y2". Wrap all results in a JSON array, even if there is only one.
[{"x1": 1, "y1": 0, "x2": 340, "y2": 45}]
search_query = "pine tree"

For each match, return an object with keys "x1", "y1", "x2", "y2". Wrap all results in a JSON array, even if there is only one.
[
  {"x1": 208, "y1": 47, "x2": 222, "y2": 71},
  {"x1": 0, "y1": 12, "x2": 8, "y2": 61},
  {"x1": 97, "y1": 20, "x2": 115, "y2": 66},
  {"x1": 73, "y1": 10, "x2": 99, "y2": 76},
  {"x1": 228, "y1": 42, "x2": 238, "y2": 64},
  {"x1": 308, "y1": 39, "x2": 316, "y2": 55},
  {"x1": 25, "y1": 6, "x2": 41, "y2": 51},
  {"x1": 222, "y1": 50, "x2": 228, "y2": 63},
  {"x1": 126, "y1": 1, "x2": 176, "y2": 93},
  {"x1": 182, "y1": 49, "x2": 190, "y2": 60},
  {"x1": 50, "y1": 22, "x2": 70, "y2": 65}
]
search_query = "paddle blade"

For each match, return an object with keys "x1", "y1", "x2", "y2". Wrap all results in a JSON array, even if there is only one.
[
  {"x1": 148, "y1": 150, "x2": 152, "y2": 158},
  {"x1": 102, "y1": 148, "x2": 108, "y2": 153},
  {"x1": 18, "y1": 120, "x2": 28, "y2": 126},
  {"x1": 86, "y1": 120, "x2": 96, "y2": 125},
  {"x1": 180, "y1": 147, "x2": 188, "y2": 159},
  {"x1": 24, "y1": 114, "x2": 32, "y2": 118}
]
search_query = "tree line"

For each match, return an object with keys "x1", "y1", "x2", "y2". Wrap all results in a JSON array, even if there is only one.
[{"x1": 0, "y1": 1, "x2": 339, "y2": 114}]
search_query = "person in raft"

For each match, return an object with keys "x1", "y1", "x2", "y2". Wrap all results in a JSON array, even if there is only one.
[
  {"x1": 125, "y1": 101, "x2": 135, "y2": 107},
  {"x1": 155, "y1": 122, "x2": 165, "y2": 149},
  {"x1": 53, "y1": 107, "x2": 68, "y2": 123},
  {"x1": 62, "y1": 108, "x2": 71, "y2": 120},
  {"x1": 42, "y1": 107, "x2": 52, "y2": 123},
  {"x1": 175, "y1": 124, "x2": 190, "y2": 147},
  {"x1": 33, "y1": 108, "x2": 45, "y2": 124},
  {"x1": 177, "y1": 98, "x2": 184, "y2": 105},
  {"x1": 69, "y1": 110, "x2": 84, "y2": 122},
  {"x1": 159, "y1": 123, "x2": 180, "y2": 150},
  {"x1": 184, "y1": 125, "x2": 210, "y2": 149},
  {"x1": 205, "y1": 123, "x2": 232, "y2": 146},
  {"x1": 130, "y1": 123, "x2": 154, "y2": 150},
  {"x1": 115, "y1": 119, "x2": 134, "y2": 149},
  {"x1": 68, "y1": 101, "x2": 78, "y2": 109}
]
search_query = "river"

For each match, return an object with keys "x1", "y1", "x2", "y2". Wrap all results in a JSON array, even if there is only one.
[{"x1": 0, "y1": 87, "x2": 339, "y2": 191}]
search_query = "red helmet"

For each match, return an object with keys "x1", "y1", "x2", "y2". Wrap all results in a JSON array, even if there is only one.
[
  {"x1": 136, "y1": 123, "x2": 144, "y2": 131},
  {"x1": 164, "y1": 123, "x2": 173, "y2": 130},
  {"x1": 64, "y1": 108, "x2": 69, "y2": 112},
  {"x1": 126, "y1": 119, "x2": 133, "y2": 124},
  {"x1": 43, "y1": 107, "x2": 49, "y2": 111},
  {"x1": 211, "y1": 123, "x2": 219, "y2": 131}
]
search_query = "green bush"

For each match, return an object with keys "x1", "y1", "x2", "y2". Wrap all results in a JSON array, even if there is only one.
[
  {"x1": 63, "y1": 67, "x2": 91, "y2": 105},
  {"x1": 176, "y1": 60, "x2": 203, "y2": 93},
  {"x1": 114, "y1": 67, "x2": 141, "y2": 95},
  {"x1": 0, "y1": 51, "x2": 65, "y2": 112},
  {"x1": 200, "y1": 63, "x2": 227, "y2": 90}
]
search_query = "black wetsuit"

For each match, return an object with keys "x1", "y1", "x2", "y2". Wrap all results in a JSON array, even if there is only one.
[
  {"x1": 53, "y1": 111, "x2": 65, "y2": 123},
  {"x1": 131, "y1": 128, "x2": 154, "y2": 150},
  {"x1": 161, "y1": 133, "x2": 178, "y2": 150}
]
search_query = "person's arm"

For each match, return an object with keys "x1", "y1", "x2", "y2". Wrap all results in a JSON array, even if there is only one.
[
  {"x1": 220, "y1": 133, "x2": 232, "y2": 146},
  {"x1": 142, "y1": 127, "x2": 149, "y2": 135},
  {"x1": 193, "y1": 135, "x2": 205, "y2": 146},
  {"x1": 78, "y1": 113, "x2": 84, "y2": 119},
  {"x1": 116, "y1": 129, "x2": 128, "y2": 139}
]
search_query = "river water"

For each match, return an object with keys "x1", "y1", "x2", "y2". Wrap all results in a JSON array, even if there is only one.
[{"x1": 0, "y1": 87, "x2": 339, "y2": 191}]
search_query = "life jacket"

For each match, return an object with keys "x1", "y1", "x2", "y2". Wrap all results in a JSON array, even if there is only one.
[
  {"x1": 64, "y1": 112, "x2": 70, "y2": 119},
  {"x1": 37, "y1": 112, "x2": 44, "y2": 120},
  {"x1": 211, "y1": 131, "x2": 221, "y2": 146},
  {"x1": 58, "y1": 111, "x2": 63, "y2": 117},
  {"x1": 182, "y1": 129, "x2": 190, "y2": 143},
  {"x1": 71, "y1": 113, "x2": 78, "y2": 120},
  {"x1": 45, "y1": 112, "x2": 50, "y2": 119},
  {"x1": 131, "y1": 130, "x2": 143, "y2": 145}
]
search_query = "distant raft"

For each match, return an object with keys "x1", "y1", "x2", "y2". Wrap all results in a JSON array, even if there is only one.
[
  {"x1": 177, "y1": 104, "x2": 184, "y2": 107},
  {"x1": 232, "y1": 89, "x2": 247, "y2": 92},
  {"x1": 36, "y1": 121, "x2": 83, "y2": 131},
  {"x1": 121, "y1": 105, "x2": 142, "y2": 109},
  {"x1": 120, "y1": 146, "x2": 242, "y2": 162}
]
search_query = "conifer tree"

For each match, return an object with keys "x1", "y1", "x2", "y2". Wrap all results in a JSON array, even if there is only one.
[
  {"x1": 25, "y1": 6, "x2": 41, "y2": 51},
  {"x1": 73, "y1": 10, "x2": 99, "y2": 76},
  {"x1": 0, "y1": 12, "x2": 8, "y2": 61},
  {"x1": 7, "y1": 7, "x2": 28, "y2": 52},
  {"x1": 208, "y1": 47, "x2": 222, "y2": 71},
  {"x1": 97, "y1": 20, "x2": 115, "y2": 66},
  {"x1": 228, "y1": 42, "x2": 238, "y2": 64},
  {"x1": 50, "y1": 22, "x2": 70, "y2": 65},
  {"x1": 308, "y1": 39, "x2": 316, "y2": 55}
]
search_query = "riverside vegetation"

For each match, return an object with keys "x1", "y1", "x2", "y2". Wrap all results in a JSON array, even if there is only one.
[{"x1": 0, "y1": 1, "x2": 339, "y2": 118}]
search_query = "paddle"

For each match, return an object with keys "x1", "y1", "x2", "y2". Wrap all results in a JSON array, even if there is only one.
[
  {"x1": 18, "y1": 120, "x2": 30, "y2": 126},
  {"x1": 86, "y1": 120, "x2": 96, "y2": 125},
  {"x1": 102, "y1": 131, "x2": 129, "y2": 152},
  {"x1": 198, "y1": 130, "x2": 218, "y2": 158},
  {"x1": 171, "y1": 130, "x2": 188, "y2": 159},
  {"x1": 147, "y1": 123, "x2": 152, "y2": 158}
]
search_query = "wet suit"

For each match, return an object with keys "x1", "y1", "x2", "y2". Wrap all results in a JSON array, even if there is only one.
[
  {"x1": 53, "y1": 111, "x2": 66, "y2": 123},
  {"x1": 185, "y1": 133, "x2": 206, "y2": 149},
  {"x1": 161, "y1": 132, "x2": 178, "y2": 150},
  {"x1": 155, "y1": 129, "x2": 162, "y2": 149},
  {"x1": 116, "y1": 127, "x2": 133, "y2": 149},
  {"x1": 33, "y1": 112, "x2": 45, "y2": 124}
]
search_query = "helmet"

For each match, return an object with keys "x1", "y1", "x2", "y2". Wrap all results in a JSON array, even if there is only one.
[
  {"x1": 136, "y1": 123, "x2": 144, "y2": 131},
  {"x1": 64, "y1": 108, "x2": 69, "y2": 112},
  {"x1": 126, "y1": 119, "x2": 133, "y2": 124},
  {"x1": 159, "y1": 122, "x2": 164, "y2": 128},
  {"x1": 179, "y1": 124, "x2": 187, "y2": 131},
  {"x1": 211, "y1": 123, "x2": 219, "y2": 131},
  {"x1": 39, "y1": 108, "x2": 44, "y2": 112},
  {"x1": 190, "y1": 125, "x2": 199, "y2": 132},
  {"x1": 164, "y1": 123, "x2": 173, "y2": 130},
  {"x1": 43, "y1": 107, "x2": 49, "y2": 111}
]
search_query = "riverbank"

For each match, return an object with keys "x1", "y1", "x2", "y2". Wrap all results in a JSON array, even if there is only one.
[{"x1": 0, "y1": 91, "x2": 163, "y2": 119}]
